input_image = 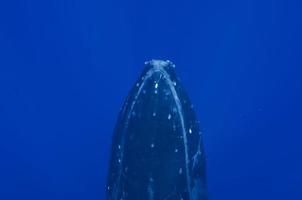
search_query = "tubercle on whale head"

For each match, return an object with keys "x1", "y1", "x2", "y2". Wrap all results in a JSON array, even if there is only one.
[
  {"x1": 144, "y1": 59, "x2": 176, "y2": 74},
  {"x1": 135, "y1": 59, "x2": 178, "y2": 89},
  {"x1": 144, "y1": 59, "x2": 176, "y2": 69}
]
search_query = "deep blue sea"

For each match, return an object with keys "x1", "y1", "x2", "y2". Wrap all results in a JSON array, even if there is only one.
[{"x1": 0, "y1": 0, "x2": 301, "y2": 200}]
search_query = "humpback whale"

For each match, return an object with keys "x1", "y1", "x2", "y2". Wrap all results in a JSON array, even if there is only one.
[{"x1": 107, "y1": 60, "x2": 207, "y2": 200}]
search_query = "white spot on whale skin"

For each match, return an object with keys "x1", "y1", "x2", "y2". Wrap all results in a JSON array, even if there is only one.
[
  {"x1": 152, "y1": 112, "x2": 156, "y2": 117},
  {"x1": 179, "y1": 168, "x2": 183, "y2": 174},
  {"x1": 172, "y1": 107, "x2": 177, "y2": 113},
  {"x1": 155, "y1": 83, "x2": 158, "y2": 89},
  {"x1": 189, "y1": 128, "x2": 192, "y2": 134},
  {"x1": 150, "y1": 143, "x2": 154, "y2": 148},
  {"x1": 175, "y1": 149, "x2": 178, "y2": 153},
  {"x1": 168, "y1": 114, "x2": 171, "y2": 120}
]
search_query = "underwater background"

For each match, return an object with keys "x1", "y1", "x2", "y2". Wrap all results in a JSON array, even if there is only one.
[{"x1": 0, "y1": 0, "x2": 301, "y2": 200}]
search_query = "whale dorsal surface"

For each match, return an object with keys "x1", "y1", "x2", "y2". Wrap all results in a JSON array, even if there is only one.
[{"x1": 107, "y1": 60, "x2": 207, "y2": 200}]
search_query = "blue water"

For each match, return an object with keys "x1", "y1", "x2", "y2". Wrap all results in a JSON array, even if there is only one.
[{"x1": 0, "y1": 1, "x2": 301, "y2": 200}]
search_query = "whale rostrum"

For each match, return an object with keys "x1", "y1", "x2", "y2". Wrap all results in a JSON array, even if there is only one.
[{"x1": 107, "y1": 60, "x2": 207, "y2": 200}]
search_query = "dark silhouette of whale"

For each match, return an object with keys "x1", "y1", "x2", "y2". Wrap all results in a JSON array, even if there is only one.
[{"x1": 107, "y1": 60, "x2": 207, "y2": 200}]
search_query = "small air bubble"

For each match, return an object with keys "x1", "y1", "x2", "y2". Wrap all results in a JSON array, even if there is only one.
[
  {"x1": 168, "y1": 114, "x2": 171, "y2": 120},
  {"x1": 179, "y1": 168, "x2": 183, "y2": 174},
  {"x1": 175, "y1": 149, "x2": 178, "y2": 153},
  {"x1": 155, "y1": 83, "x2": 158, "y2": 89},
  {"x1": 150, "y1": 143, "x2": 154, "y2": 148},
  {"x1": 189, "y1": 128, "x2": 192, "y2": 134}
]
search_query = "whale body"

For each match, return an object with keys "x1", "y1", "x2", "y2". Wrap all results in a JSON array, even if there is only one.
[{"x1": 107, "y1": 60, "x2": 207, "y2": 200}]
